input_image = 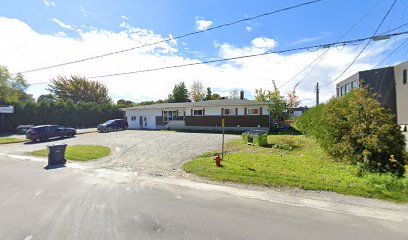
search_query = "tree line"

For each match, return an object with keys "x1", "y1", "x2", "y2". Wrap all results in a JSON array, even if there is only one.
[{"x1": 0, "y1": 65, "x2": 250, "y2": 131}]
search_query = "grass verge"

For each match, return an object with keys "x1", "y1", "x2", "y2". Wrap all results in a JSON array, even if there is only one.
[
  {"x1": 31, "y1": 145, "x2": 110, "y2": 161},
  {"x1": 0, "y1": 138, "x2": 27, "y2": 144},
  {"x1": 183, "y1": 135, "x2": 408, "y2": 202}
]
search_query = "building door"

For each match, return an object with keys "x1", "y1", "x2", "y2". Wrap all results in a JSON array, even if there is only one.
[{"x1": 143, "y1": 116, "x2": 156, "y2": 129}]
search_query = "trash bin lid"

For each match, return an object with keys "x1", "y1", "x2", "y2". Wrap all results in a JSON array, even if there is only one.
[{"x1": 244, "y1": 129, "x2": 266, "y2": 136}]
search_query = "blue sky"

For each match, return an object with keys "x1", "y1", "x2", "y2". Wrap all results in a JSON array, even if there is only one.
[{"x1": 1, "y1": 0, "x2": 408, "y2": 105}]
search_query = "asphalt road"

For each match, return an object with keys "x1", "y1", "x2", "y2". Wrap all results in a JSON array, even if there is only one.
[
  {"x1": 0, "y1": 130, "x2": 239, "y2": 176},
  {"x1": 0, "y1": 156, "x2": 407, "y2": 240}
]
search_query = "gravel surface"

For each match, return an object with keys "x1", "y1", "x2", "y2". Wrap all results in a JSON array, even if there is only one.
[{"x1": 0, "y1": 130, "x2": 239, "y2": 176}]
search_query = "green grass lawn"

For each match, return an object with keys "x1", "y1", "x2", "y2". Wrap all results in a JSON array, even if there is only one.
[
  {"x1": 0, "y1": 138, "x2": 26, "y2": 144},
  {"x1": 31, "y1": 145, "x2": 111, "y2": 161},
  {"x1": 183, "y1": 135, "x2": 408, "y2": 202}
]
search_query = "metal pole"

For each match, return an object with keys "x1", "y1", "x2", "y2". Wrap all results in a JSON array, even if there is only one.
[
  {"x1": 0, "y1": 113, "x2": 4, "y2": 132},
  {"x1": 316, "y1": 82, "x2": 320, "y2": 106},
  {"x1": 221, "y1": 118, "x2": 225, "y2": 159}
]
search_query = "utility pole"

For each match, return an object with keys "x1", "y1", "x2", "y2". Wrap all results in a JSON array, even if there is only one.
[{"x1": 315, "y1": 82, "x2": 320, "y2": 106}]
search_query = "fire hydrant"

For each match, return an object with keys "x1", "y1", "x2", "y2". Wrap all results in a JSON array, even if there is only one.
[{"x1": 214, "y1": 154, "x2": 222, "y2": 167}]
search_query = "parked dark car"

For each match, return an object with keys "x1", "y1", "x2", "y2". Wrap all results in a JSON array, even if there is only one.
[
  {"x1": 26, "y1": 125, "x2": 77, "y2": 141},
  {"x1": 97, "y1": 119, "x2": 128, "y2": 133}
]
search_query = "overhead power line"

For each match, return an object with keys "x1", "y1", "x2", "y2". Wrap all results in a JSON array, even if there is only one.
[
  {"x1": 17, "y1": 0, "x2": 324, "y2": 75},
  {"x1": 28, "y1": 31, "x2": 408, "y2": 85},
  {"x1": 278, "y1": 0, "x2": 382, "y2": 90},
  {"x1": 322, "y1": 0, "x2": 398, "y2": 87},
  {"x1": 84, "y1": 31, "x2": 408, "y2": 80}
]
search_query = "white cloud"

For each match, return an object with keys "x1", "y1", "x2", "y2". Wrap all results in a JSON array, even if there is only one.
[
  {"x1": 291, "y1": 32, "x2": 330, "y2": 45},
  {"x1": 195, "y1": 18, "x2": 213, "y2": 31},
  {"x1": 42, "y1": 0, "x2": 55, "y2": 7},
  {"x1": 80, "y1": 6, "x2": 88, "y2": 17},
  {"x1": 0, "y1": 17, "x2": 393, "y2": 106},
  {"x1": 121, "y1": 15, "x2": 130, "y2": 20},
  {"x1": 52, "y1": 18, "x2": 75, "y2": 31},
  {"x1": 168, "y1": 34, "x2": 177, "y2": 45},
  {"x1": 251, "y1": 37, "x2": 277, "y2": 49},
  {"x1": 245, "y1": 26, "x2": 252, "y2": 32}
]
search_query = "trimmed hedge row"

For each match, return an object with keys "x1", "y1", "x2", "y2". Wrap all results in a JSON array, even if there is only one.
[
  {"x1": 295, "y1": 88, "x2": 407, "y2": 176},
  {"x1": 2, "y1": 100, "x2": 123, "y2": 131}
]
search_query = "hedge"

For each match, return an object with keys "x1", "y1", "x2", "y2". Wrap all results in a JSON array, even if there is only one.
[
  {"x1": 295, "y1": 87, "x2": 407, "y2": 176},
  {"x1": 2, "y1": 100, "x2": 123, "y2": 131}
]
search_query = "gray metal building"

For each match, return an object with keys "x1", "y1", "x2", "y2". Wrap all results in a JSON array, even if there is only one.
[{"x1": 336, "y1": 61, "x2": 407, "y2": 126}]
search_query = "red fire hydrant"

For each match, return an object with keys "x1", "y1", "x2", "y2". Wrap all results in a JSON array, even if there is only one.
[{"x1": 214, "y1": 154, "x2": 222, "y2": 167}]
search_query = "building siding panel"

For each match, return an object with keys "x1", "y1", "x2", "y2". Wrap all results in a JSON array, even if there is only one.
[{"x1": 185, "y1": 115, "x2": 269, "y2": 127}]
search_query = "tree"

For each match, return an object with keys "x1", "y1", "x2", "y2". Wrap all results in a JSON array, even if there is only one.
[
  {"x1": 211, "y1": 93, "x2": 222, "y2": 100},
  {"x1": 205, "y1": 87, "x2": 212, "y2": 100},
  {"x1": 117, "y1": 99, "x2": 135, "y2": 108},
  {"x1": 189, "y1": 80, "x2": 205, "y2": 102},
  {"x1": 0, "y1": 66, "x2": 32, "y2": 104},
  {"x1": 229, "y1": 89, "x2": 240, "y2": 99},
  {"x1": 286, "y1": 83, "x2": 301, "y2": 116},
  {"x1": 296, "y1": 87, "x2": 406, "y2": 176},
  {"x1": 255, "y1": 80, "x2": 286, "y2": 122},
  {"x1": 167, "y1": 82, "x2": 189, "y2": 103},
  {"x1": 37, "y1": 94, "x2": 57, "y2": 103},
  {"x1": 48, "y1": 75, "x2": 112, "y2": 104}
]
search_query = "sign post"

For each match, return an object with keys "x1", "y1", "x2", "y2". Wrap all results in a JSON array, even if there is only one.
[{"x1": 221, "y1": 118, "x2": 225, "y2": 159}]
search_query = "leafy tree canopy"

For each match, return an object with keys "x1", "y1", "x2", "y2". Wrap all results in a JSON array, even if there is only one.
[
  {"x1": 167, "y1": 81, "x2": 189, "y2": 103},
  {"x1": 0, "y1": 66, "x2": 32, "y2": 104},
  {"x1": 189, "y1": 80, "x2": 205, "y2": 102},
  {"x1": 47, "y1": 75, "x2": 112, "y2": 104},
  {"x1": 255, "y1": 80, "x2": 286, "y2": 122}
]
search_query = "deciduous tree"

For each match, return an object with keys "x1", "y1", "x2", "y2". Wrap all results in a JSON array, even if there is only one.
[
  {"x1": 0, "y1": 66, "x2": 32, "y2": 104},
  {"x1": 189, "y1": 80, "x2": 205, "y2": 102},
  {"x1": 48, "y1": 75, "x2": 112, "y2": 104}
]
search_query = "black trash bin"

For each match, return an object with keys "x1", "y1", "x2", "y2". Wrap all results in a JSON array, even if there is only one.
[{"x1": 48, "y1": 144, "x2": 67, "y2": 165}]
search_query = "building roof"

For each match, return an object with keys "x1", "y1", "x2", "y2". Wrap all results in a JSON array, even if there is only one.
[{"x1": 122, "y1": 99, "x2": 271, "y2": 111}]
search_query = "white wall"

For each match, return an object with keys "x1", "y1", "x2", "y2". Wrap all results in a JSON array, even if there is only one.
[
  {"x1": 125, "y1": 104, "x2": 270, "y2": 129},
  {"x1": 186, "y1": 105, "x2": 270, "y2": 116},
  {"x1": 125, "y1": 109, "x2": 162, "y2": 129},
  {"x1": 394, "y1": 61, "x2": 408, "y2": 125}
]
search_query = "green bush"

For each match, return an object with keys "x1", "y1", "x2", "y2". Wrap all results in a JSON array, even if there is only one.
[
  {"x1": 296, "y1": 87, "x2": 407, "y2": 176},
  {"x1": 4, "y1": 100, "x2": 123, "y2": 131}
]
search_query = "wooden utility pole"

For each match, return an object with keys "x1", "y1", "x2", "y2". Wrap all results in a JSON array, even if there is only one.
[{"x1": 315, "y1": 82, "x2": 320, "y2": 106}]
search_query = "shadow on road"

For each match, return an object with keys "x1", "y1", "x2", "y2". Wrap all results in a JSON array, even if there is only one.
[
  {"x1": 24, "y1": 137, "x2": 74, "y2": 145},
  {"x1": 44, "y1": 164, "x2": 66, "y2": 170}
]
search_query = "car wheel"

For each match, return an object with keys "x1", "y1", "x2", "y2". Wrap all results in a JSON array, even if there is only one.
[{"x1": 108, "y1": 127, "x2": 113, "y2": 132}]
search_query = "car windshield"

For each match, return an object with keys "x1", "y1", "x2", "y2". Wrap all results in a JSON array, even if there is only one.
[{"x1": 103, "y1": 120, "x2": 114, "y2": 124}]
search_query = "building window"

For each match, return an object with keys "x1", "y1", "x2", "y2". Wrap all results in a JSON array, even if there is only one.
[
  {"x1": 247, "y1": 108, "x2": 259, "y2": 115},
  {"x1": 131, "y1": 116, "x2": 136, "y2": 121},
  {"x1": 193, "y1": 109, "x2": 203, "y2": 116},
  {"x1": 352, "y1": 80, "x2": 359, "y2": 89},
  {"x1": 345, "y1": 83, "x2": 351, "y2": 93},
  {"x1": 163, "y1": 110, "x2": 177, "y2": 122},
  {"x1": 340, "y1": 86, "x2": 345, "y2": 96},
  {"x1": 403, "y1": 69, "x2": 407, "y2": 85},
  {"x1": 224, "y1": 108, "x2": 233, "y2": 115}
]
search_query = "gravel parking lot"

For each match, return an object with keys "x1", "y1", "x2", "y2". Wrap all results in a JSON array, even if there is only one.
[{"x1": 0, "y1": 130, "x2": 239, "y2": 176}]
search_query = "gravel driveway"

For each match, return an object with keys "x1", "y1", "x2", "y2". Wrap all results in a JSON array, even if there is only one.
[{"x1": 0, "y1": 130, "x2": 239, "y2": 176}]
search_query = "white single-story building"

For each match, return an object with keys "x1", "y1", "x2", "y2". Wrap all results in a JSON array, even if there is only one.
[{"x1": 122, "y1": 99, "x2": 271, "y2": 131}]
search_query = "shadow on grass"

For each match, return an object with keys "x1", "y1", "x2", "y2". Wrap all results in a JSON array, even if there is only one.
[{"x1": 270, "y1": 127, "x2": 302, "y2": 136}]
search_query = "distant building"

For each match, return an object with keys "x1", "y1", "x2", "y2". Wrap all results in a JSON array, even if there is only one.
[
  {"x1": 336, "y1": 60, "x2": 408, "y2": 127},
  {"x1": 288, "y1": 106, "x2": 308, "y2": 118}
]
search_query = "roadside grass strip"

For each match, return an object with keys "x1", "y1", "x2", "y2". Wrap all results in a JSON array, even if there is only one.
[
  {"x1": 183, "y1": 135, "x2": 408, "y2": 202},
  {"x1": 31, "y1": 145, "x2": 110, "y2": 161},
  {"x1": 0, "y1": 138, "x2": 27, "y2": 144}
]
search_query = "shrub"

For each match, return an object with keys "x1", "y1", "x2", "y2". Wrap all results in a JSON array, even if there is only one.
[
  {"x1": 296, "y1": 87, "x2": 406, "y2": 176},
  {"x1": 271, "y1": 136, "x2": 299, "y2": 151}
]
